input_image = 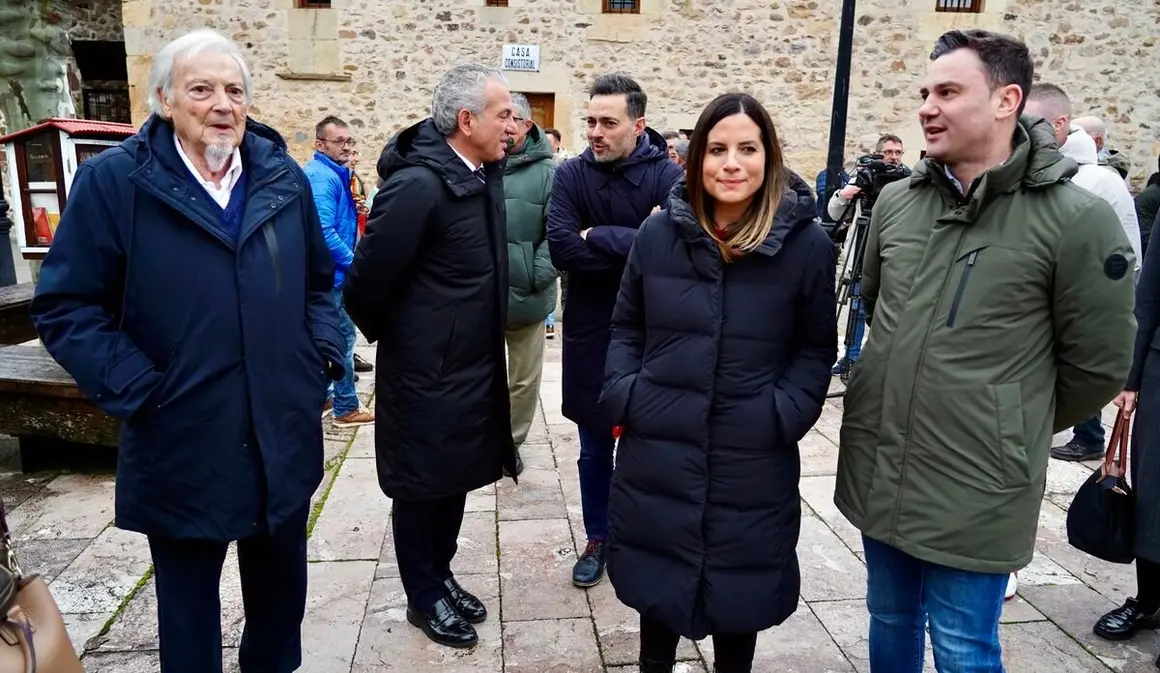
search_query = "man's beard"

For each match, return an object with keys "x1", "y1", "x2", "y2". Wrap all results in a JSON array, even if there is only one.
[{"x1": 205, "y1": 141, "x2": 234, "y2": 173}]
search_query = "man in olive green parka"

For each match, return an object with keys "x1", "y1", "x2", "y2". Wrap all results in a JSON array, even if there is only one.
[
  {"x1": 502, "y1": 94, "x2": 558, "y2": 476},
  {"x1": 835, "y1": 29, "x2": 1136, "y2": 670}
]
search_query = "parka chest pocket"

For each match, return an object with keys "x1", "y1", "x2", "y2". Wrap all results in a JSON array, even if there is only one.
[{"x1": 943, "y1": 245, "x2": 1048, "y2": 330}]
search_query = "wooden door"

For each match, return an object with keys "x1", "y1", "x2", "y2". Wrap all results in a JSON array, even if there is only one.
[{"x1": 521, "y1": 93, "x2": 555, "y2": 130}]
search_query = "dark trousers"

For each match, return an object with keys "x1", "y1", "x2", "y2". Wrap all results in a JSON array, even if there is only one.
[
  {"x1": 392, "y1": 494, "x2": 467, "y2": 612},
  {"x1": 147, "y1": 504, "x2": 309, "y2": 673},
  {"x1": 577, "y1": 425, "x2": 616, "y2": 541},
  {"x1": 1072, "y1": 415, "x2": 1106, "y2": 447},
  {"x1": 640, "y1": 616, "x2": 757, "y2": 673}
]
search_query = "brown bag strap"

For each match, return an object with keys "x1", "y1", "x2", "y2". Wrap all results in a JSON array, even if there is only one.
[{"x1": 1103, "y1": 411, "x2": 1132, "y2": 475}]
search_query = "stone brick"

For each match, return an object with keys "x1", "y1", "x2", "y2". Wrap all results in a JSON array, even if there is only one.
[{"x1": 106, "y1": 0, "x2": 1160, "y2": 189}]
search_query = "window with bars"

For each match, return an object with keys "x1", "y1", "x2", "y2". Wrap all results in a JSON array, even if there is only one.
[
  {"x1": 83, "y1": 89, "x2": 131, "y2": 124},
  {"x1": 935, "y1": 0, "x2": 982, "y2": 12},
  {"x1": 296, "y1": 0, "x2": 330, "y2": 7},
  {"x1": 602, "y1": 0, "x2": 639, "y2": 13},
  {"x1": 485, "y1": 0, "x2": 509, "y2": 5}
]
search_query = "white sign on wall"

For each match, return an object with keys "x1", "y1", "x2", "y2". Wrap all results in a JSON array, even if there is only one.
[{"x1": 501, "y1": 44, "x2": 540, "y2": 72}]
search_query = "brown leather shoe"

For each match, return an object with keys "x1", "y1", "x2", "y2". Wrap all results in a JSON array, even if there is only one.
[
  {"x1": 321, "y1": 398, "x2": 333, "y2": 418},
  {"x1": 332, "y1": 409, "x2": 375, "y2": 428}
]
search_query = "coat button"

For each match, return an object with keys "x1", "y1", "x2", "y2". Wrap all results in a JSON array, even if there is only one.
[
  {"x1": 270, "y1": 203, "x2": 276, "y2": 209},
  {"x1": 277, "y1": 195, "x2": 285, "y2": 201}
]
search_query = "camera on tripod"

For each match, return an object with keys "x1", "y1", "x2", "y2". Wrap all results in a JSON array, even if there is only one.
[
  {"x1": 851, "y1": 152, "x2": 912, "y2": 211},
  {"x1": 828, "y1": 154, "x2": 910, "y2": 389}
]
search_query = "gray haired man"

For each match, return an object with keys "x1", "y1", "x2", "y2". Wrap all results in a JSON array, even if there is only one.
[
  {"x1": 30, "y1": 28, "x2": 344, "y2": 673},
  {"x1": 343, "y1": 63, "x2": 519, "y2": 649}
]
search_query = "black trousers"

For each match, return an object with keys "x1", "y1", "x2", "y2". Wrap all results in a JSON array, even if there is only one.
[
  {"x1": 393, "y1": 493, "x2": 468, "y2": 611},
  {"x1": 147, "y1": 504, "x2": 309, "y2": 673},
  {"x1": 640, "y1": 615, "x2": 758, "y2": 673}
]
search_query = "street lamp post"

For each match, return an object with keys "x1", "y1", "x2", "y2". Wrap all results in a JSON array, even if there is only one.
[{"x1": 823, "y1": 0, "x2": 858, "y2": 211}]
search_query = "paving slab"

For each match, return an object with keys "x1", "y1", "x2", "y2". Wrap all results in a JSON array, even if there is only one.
[
  {"x1": 798, "y1": 514, "x2": 866, "y2": 602},
  {"x1": 498, "y1": 518, "x2": 590, "y2": 621},
  {"x1": 377, "y1": 510, "x2": 497, "y2": 579},
  {"x1": 49, "y1": 526, "x2": 151, "y2": 614},
  {"x1": 1021, "y1": 583, "x2": 1160, "y2": 670},
  {"x1": 497, "y1": 463, "x2": 567, "y2": 521},
  {"x1": 300, "y1": 560, "x2": 377, "y2": 673},
  {"x1": 503, "y1": 618, "x2": 603, "y2": 673},
  {"x1": 809, "y1": 598, "x2": 937, "y2": 673},
  {"x1": 351, "y1": 574, "x2": 501, "y2": 673},
  {"x1": 308, "y1": 456, "x2": 390, "y2": 562},
  {"x1": 696, "y1": 602, "x2": 853, "y2": 672},
  {"x1": 800, "y1": 430, "x2": 840, "y2": 477},
  {"x1": 6, "y1": 473, "x2": 115, "y2": 540},
  {"x1": 799, "y1": 474, "x2": 862, "y2": 553},
  {"x1": 1000, "y1": 621, "x2": 1109, "y2": 671}
]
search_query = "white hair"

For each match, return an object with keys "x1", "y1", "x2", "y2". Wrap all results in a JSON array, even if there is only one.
[
  {"x1": 431, "y1": 63, "x2": 507, "y2": 137},
  {"x1": 148, "y1": 28, "x2": 253, "y2": 117},
  {"x1": 511, "y1": 93, "x2": 532, "y2": 121},
  {"x1": 1073, "y1": 115, "x2": 1108, "y2": 140}
]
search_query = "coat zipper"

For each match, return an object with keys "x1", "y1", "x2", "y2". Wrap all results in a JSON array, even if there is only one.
[{"x1": 946, "y1": 250, "x2": 978, "y2": 328}]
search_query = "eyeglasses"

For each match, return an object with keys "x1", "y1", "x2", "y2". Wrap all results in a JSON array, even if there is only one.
[{"x1": 320, "y1": 138, "x2": 356, "y2": 148}]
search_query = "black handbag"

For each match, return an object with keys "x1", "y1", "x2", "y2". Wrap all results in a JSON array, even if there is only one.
[{"x1": 1066, "y1": 411, "x2": 1137, "y2": 563}]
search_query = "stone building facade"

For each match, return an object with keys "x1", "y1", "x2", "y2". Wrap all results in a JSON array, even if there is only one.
[{"x1": 113, "y1": 0, "x2": 1159, "y2": 187}]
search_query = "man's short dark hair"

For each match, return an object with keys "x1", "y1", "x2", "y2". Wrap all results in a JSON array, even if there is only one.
[
  {"x1": 1026, "y1": 82, "x2": 1072, "y2": 118},
  {"x1": 315, "y1": 115, "x2": 347, "y2": 139},
  {"x1": 544, "y1": 128, "x2": 562, "y2": 142},
  {"x1": 588, "y1": 73, "x2": 647, "y2": 119},
  {"x1": 930, "y1": 30, "x2": 1033, "y2": 116},
  {"x1": 876, "y1": 134, "x2": 903, "y2": 150}
]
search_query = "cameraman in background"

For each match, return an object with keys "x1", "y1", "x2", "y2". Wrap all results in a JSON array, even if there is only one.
[{"x1": 827, "y1": 134, "x2": 907, "y2": 376}]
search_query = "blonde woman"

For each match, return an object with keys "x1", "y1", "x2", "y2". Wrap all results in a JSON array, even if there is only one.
[{"x1": 600, "y1": 92, "x2": 837, "y2": 673}]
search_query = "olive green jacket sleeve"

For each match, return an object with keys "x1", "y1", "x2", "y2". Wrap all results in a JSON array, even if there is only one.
[{"x1": 1051, "y1": 198, "x2": 1138, "y2": 433}]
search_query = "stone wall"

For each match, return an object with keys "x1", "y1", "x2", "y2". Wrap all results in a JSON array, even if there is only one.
[
  {"x1": 69, "y1": 0, "x2": 125, "y2": 41},
  {"x1": 112, "y1": 0, "x2": 1158, "y2": 188}
]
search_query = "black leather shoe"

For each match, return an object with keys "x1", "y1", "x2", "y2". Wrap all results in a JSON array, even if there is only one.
[
  {"x1": 1094, "y1": 597, "x2": 1160, "y2": 641},
  {"x1": 572, "y1": 539, "x2": 606, "y2": 588},
  {"x1": 640, "y1": 658, "x2": 674, "y2": 673},
  {"x1": 406, "y1": 596, "x2": 478, "y2": 648},
  {"x1": 444, "y1": 577, "x2": 487, "y2": 624},
  {"x1": 1051, "y1": 440, "x2": 1104, "y2": 462},
  {"x1": 354, "y1": 353, "x2": 374, "y2": 372},
  {"x1": 504, "y1": 449, "x2": 525, "y2": 478}
]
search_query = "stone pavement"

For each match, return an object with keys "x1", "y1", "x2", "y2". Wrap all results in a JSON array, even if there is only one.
[{"x1": 3, "y1": 335, "x2": 1160, "y2": 672}]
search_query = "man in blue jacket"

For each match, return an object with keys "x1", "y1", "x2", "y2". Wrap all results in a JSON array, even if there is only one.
[
  {"x1": 304, "y1": 116, "x2": 374, "y2": 427},
  {"x1": 546, "y1": 72, "x2": 683, "y2": 589},
  {"x1": 29, "y1": 29, "x2": 344, "y2": 673}
]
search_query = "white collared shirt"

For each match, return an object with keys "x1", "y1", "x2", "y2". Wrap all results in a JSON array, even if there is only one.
[
  {"x1": 446, "y1": 141, "x2": 481, "y2": 177},
  {"x1": 174, "y1": 134, "x2": 244, "y2": 209}
]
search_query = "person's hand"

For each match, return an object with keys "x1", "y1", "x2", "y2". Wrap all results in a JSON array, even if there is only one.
[
  {"x1": 580, "y1": 228, "x2": 589, "y2": 240},
  {"x1": 650, "y1": 205, "x2": 661, "y2": 215},
  {"x1": 839, "y1": 185, "x2": 861, "y2": 200},
  {"x1": 1113, "y1": 390, "x2": 1137, "y2": 415}
]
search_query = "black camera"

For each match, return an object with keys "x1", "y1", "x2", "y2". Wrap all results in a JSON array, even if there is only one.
[{"x1": 852, "y1": 153, "x2": 912, "y2": 209}]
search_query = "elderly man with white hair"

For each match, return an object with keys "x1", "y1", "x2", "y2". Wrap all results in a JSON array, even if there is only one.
[
  {"x1": 30, "y1": 28, "x2": 344, "y2": 673},
  {"x1": 344, "y1": 63, "x2": 520, "y2": 649},
  {"x1": 1073, "y1": 114, "x2": 1132, "y2": 180}
]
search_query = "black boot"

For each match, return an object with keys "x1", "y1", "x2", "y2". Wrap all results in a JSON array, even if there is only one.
[
  {"x1": 353, "y1": 353, "x2": 374, "y2": 372},
  {"x1": 406, "y1": 596, "x2": 478, "y2": 648},
  {"x1": 504, "y1": 447, "x2": 525, "y2": 478},
  {"x1": 639, "y1": 658, "x2": 673, "y2": 673},
  {"x1": 572, "y1": 539, "x2": 606, "y2": 587}
]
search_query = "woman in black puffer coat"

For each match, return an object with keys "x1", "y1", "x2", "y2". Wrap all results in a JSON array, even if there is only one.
[{"x1": 599, "y1": 92, "x2": 837, "y2": 673}]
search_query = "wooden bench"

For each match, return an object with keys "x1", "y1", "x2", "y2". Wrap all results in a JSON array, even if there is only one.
[
  {"x1": 0, "y1": 344, "x2": 119, "y2": 471},
  {"x1": 0, "y1": 283, "x2": 36, "y2": 346}
]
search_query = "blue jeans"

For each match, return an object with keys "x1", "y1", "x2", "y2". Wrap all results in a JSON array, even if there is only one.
[
  {"x1": 1072, "y1": 415, "x2": 1105, "y2": 447},
  {"x1": 577, "y1": 425, "x2": 615, "y2": 541},
  {"x1": 328, "y1": 288, "x2": 359, "y2": 417},
  {"x1": 848, "y1": 282, "x2": 866, "y2": 363},
  {"x1": 864, "y1": 535, "x2": 1006, "y2": 673},
  {"x1": 546, "y1": 311, "x2": 555, "y2": 328}
]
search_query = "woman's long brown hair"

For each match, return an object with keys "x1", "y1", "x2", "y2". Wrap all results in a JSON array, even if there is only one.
[{"x1": 685, "y1": 93, "x2": 786, "y2": 262}]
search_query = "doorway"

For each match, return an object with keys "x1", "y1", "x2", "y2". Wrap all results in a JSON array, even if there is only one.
[{"x1": 520, "y1": 93, "x2": 555, "y2": 130}]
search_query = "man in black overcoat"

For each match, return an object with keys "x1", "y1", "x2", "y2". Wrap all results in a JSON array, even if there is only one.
[{"x1": 343, "y1": 63, "x2": 520, "y2": 649}]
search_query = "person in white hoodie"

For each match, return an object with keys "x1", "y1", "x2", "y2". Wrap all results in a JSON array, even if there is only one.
[{"x1": 1026, "y1": 83, "x2": 1143, "y2": 463}]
